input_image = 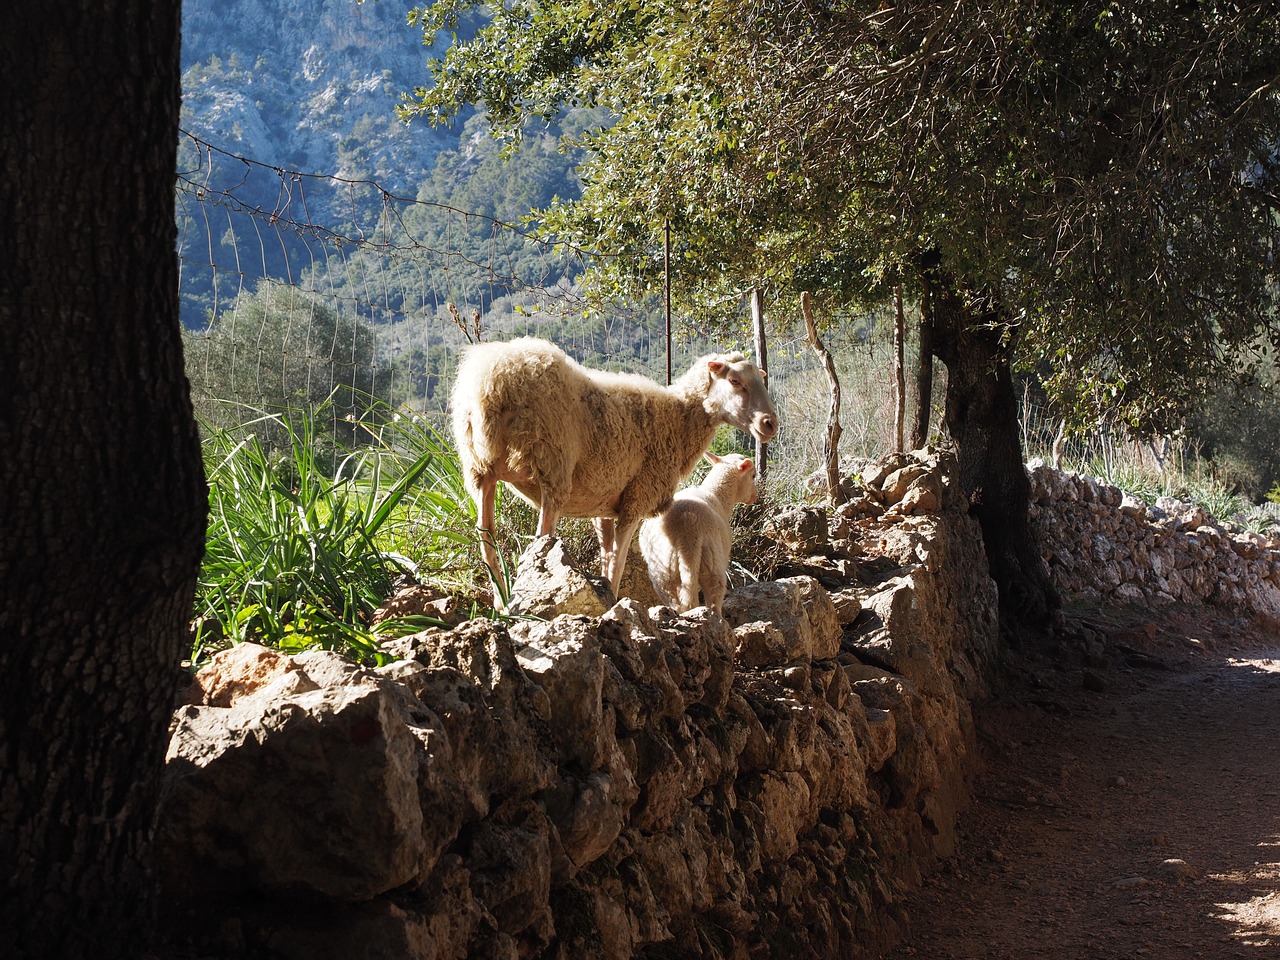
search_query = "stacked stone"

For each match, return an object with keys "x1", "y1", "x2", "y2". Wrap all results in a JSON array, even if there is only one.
[
  {"x1": 1026, "y1": 460, "x2": 1280, "y2": 619},
  {"x1": 157, "y1": 447, "x2": 999, "y2": 960}
]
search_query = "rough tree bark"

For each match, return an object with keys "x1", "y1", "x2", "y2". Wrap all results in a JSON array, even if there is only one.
[
  {"x1": 929, "y1": 279, "x2": 1059, "y2": 639},
  {"x1": 0, "y1": 4, "x2": 207, "y2": 958},
  {"x1": 893, "y1": 285, "x2": 906, "y2": 452},
  {"x1": 912, "y1": 273, "x2": 935, "y2": 450},
  {"x1": 751, "y1": 287, "x2": 769, "y2": 482}
]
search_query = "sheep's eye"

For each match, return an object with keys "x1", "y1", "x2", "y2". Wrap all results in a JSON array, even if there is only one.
[{"x1": 729, "y1": 376, "x2": 742, "y2": 388}]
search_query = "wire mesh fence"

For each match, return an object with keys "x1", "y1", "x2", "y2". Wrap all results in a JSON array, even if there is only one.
[{"x1": 174, "y1": 129, "x2": 929, "y2": 494}]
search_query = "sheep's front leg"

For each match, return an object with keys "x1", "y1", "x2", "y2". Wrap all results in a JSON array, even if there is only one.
[
  {"x1": 537, "y1": 496, "x2": 562, "y2": 538},
  {"x1": 476, "y1": 475, "x2": 502, "y2": 595}
]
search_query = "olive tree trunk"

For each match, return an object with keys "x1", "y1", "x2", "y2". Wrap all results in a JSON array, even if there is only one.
[
  {"x1": 912, "y1": 275, "x2": 936, "y2": 450},
  {"x1": 0, "y1": 4, "x2": 207, "y2": 958},
  {"x1": 930, "y1": 282, "x2": 1059, "y2": 638}
]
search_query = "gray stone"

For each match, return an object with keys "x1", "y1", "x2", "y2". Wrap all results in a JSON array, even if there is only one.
[
  {"x1": 508, "y1": 535, "x2": 615, "y2": 619},
  {"x1": 722, "y1": 576, "x2": 841, "y2": 666}
]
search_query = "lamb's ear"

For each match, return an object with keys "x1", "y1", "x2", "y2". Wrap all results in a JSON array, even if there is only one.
[
  {"x1": 704, "y1": 452, "x2": 721, "y2": 465},
  {"x1": 759, "y1": 369, "x2": 768, "y2": 381},
  {"x1": 740, "y1": 459, "x2": 755, "y2": 472},
  {"x1": 707, "y1": 359, "x2": 726, "y2": 376}
]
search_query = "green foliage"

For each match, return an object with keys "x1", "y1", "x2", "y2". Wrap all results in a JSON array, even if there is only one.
[
  {"x1": 1186, "y1": 350, "x2": 1280, "y2": 502},
  {"x1": 192, "y1": 402, "x2": 448, "y2": 667},
  {"x1": 1269, "y1": 483, "x2": 1280, "y2": 505},
  {"x1": 184, "y1": 282, "x2": 388, "y2": 447},
  {"x1": 403, "y1": 0, "x2": 1280, "y2": 432}
]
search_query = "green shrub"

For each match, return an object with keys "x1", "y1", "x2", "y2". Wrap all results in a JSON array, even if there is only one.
[{"x1": 192, "y1": 401, "x2": 445, "y2": 668}]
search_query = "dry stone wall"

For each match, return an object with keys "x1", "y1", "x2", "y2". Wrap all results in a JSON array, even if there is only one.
[
  {"x1": 1026, "y1": 460, "x2": 1280, "y2": 622},
  {"x1": 158, "y1": 448, "x2": 1000, "y2": 959},
  {"x1": 157, "y1": 450, "x2": 1280, "y2": 959}
]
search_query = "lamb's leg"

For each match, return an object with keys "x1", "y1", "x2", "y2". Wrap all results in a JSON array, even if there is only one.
[{"x1": 701, "y1": 573, "x2": 726, "y2": 617}]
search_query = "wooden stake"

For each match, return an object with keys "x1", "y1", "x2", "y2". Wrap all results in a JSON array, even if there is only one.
[{"x1": 801, "y1": 291, "x2": 843, "y2": 504}]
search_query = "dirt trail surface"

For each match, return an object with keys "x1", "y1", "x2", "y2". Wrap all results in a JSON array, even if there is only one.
[{"x1": 877, "y1": 606, "x2": 1280, "y2": 960}]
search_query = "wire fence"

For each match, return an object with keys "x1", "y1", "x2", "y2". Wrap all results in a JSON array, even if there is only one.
[{"x1": 174, "y1": 129, "x2": 925, "y2": 492}]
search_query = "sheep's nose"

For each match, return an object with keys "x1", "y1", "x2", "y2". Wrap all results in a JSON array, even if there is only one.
[{"x1": 756, "y1": 413, "x2": 778, "y2": 440}]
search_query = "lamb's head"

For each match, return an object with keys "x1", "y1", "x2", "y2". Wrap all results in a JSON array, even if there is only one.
[
  {"x1": 700, "y1": 353, "x2": 778, "y2": 443},
  {"x1": 704, "y1": 452, "x2": 760, "y2": 505}
]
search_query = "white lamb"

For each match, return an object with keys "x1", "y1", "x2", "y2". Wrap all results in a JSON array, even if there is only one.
[
  {"x1": 450, "y1": 336, "x2": 777, "y2": 598},
  {"x1": 638, "y1": 453, "x2": 759, "y2": 616}
]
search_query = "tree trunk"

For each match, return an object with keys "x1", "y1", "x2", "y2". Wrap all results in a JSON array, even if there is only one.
[
  {"x1": 750, "y1": 287, "x2": 769, "y2": 482},
  {"x1": 912, "y1": 275, "x2": 935, "y2": 449},
  {"x1": 893, "y1": 285, "x2": 906, "y2": 452},
  {"x1": 0, "y1": 5, "x2": 206, "y2": 959},
  {"x1": 801, "y1": 291, "x2": 844, "y2": 503},
  {"x1": 929, "y1": 281, "x2": 1059, "y2": 639}
]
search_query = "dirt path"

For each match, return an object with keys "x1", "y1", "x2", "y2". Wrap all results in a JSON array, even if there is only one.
[{"x1": 878, "y1": 606, "x2": 1280, "y2": 960}]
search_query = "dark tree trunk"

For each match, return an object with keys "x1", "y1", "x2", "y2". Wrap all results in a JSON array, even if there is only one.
[
  {"x1": 929, "y1": 281, "x2": 1059, "y2": 639},
  {"x1": 911, "y1": 274, "x2": 935, "y2": 450},
  {"x1": 0, "y1": 4, "x2": 206, "y2": 959},
  {"x1": 893, "y1": 285, "x2": 906, "y2": 452}
]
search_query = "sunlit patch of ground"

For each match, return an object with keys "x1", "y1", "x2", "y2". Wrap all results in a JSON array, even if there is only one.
[
  {"x1": 1210, "y1": 655, "x2": 1280, "y2": 948},
  {"x1": 1213, "y1": 881, "x2": 1280, "y2": 948}
]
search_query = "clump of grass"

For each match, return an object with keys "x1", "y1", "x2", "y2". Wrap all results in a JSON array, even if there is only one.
[{"x1": 192, "y1": 401, "x2": 450, "y2": 668}]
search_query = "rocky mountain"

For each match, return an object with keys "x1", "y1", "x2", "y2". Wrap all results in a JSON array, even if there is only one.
[
  {"x1": 180, "y1": 0, "x2": 455, "y2": 194},
  {"x1": 177, "y1": 0, "x2": 588, "y2": 347}
]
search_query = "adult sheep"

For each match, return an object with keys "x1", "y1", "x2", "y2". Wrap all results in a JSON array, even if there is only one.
[
  {"x1": 451, "y1": 336, "x2": 777, "y2": 599},
  {"x1": 638, "y1": 452, "x2": 759, "y2": 616}
]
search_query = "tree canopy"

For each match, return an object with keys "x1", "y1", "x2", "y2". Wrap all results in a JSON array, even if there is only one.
[{"x1": 406, "y1": 0, "x2": 1280, "y2": 424}]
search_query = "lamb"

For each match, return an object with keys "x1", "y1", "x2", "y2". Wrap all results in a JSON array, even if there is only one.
[
  {"x1": 450, "y1": 336, "x2": 777, "y2": 599},
  {"x1": 638, "y1": 452, "x2": 759, "y2": 616}
]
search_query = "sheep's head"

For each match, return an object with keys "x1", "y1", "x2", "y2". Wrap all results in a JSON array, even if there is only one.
[{"x1": 703, "y1": 355, "x2": 778, "y2": 443}]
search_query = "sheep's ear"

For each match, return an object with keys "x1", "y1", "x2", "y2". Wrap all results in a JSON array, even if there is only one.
[
  {"x1": 704, "y1": 451, "x2": 720, "y2": 465},
  {"x1": 740, "y1": 459, "x2": 754, "y2": 472},
  {"x1": 707, "y1": 359, "x2": 726, "y2": 376},
  {"x1": 758, "y1": 368, "x2": 768, "y2": 381}
]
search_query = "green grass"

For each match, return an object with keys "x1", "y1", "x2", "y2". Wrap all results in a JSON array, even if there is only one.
[{"x1": 191, "y1": 401, "x2": 474, "y2": 668}]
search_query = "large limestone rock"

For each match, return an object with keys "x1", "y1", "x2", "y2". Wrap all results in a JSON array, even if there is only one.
[
  {"x1": 722, "y1": 575, "x2": 842, "y2": 667},
  {"x1": 508, "y1": 535, "x2": 615, "y2": 618},
  {"x1": 161, "y1": 646, "x2": 427, "y2": 904}
]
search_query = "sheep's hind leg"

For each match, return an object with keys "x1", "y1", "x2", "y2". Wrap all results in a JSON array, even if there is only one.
[
  {"x1": 603, "y1": 518, "x2": 642, "y2": 598},
  {"x1": 476, "y1": 476, "x2": 504, "y2": 603},
  {"x1": 594, "y1": 517, "x2": 617, "y2": 584}
]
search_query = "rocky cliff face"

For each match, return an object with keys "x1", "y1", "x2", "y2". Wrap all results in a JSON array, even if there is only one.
[
  {"x1": 181, "y1": 0, "x2": 452, "y2": 199},
  {"x1": 157, "y1": 447, "x2": 1000, "y2": 958}
]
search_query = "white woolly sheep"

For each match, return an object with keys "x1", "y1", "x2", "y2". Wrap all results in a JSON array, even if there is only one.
[
  {"x1": 638, "y1": 452, "x2": 759, "y2": 616},
  {"x1": 450, "y1": 336, "x2": 777, "y2": 598}
]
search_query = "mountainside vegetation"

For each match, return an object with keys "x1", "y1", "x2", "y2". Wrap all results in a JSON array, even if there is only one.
[{"x1": 178, "y1": 0, "x2": 606, "y2": 410}]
